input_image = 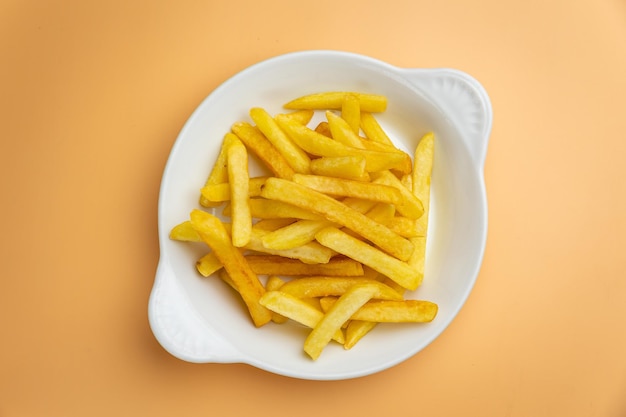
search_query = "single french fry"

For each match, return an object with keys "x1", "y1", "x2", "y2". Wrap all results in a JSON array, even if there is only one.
[
  {"x1": 341, "y1": 93, "x2": 361, "y2": 134},
  {"x1": 199, "y1": 133, "x2": 239, "y2": 207},
  {"x1": 227, "y1": 137, "x2": 252, "y2": 248},
  {"x1": 247, "y1": 228, "x2": 333, "y2": 264},
  {"x1": 189, "y1": 209, "x2": 271, "y2": 327},
  {"x1": 372, "y1": 170, "x2": 424, "y2": 220},
  {"x1": 261, "y1": 177, "x2": 414, "y2": 261},
  {"x1": 315, "y1": 227, "x2": 421, "y2": 291},
  {"x1": 265, "y1": 276, "x2": 289, "y2": 324},
  {"x1": 284, "y1": 92, "x2": 387, "y2": 113},
  {"x1": 231, "y1": 122, "x2": 295, "y2": 180},
  {"x1": 275, "y1": 115, "x2": 412, "y2": 174},
  {"x1": 314, "y1": 121, "x2": 332, "y2": 137},
  {"x1": 250, "y1": 107, "x2": 311, "y2": 174},
  {"x1": 310, "y1": 155, "x2": 369, "y2": 182},
  {"x1": 292, "y1": 174, "x2": 403, "y2": 206},
  {"x1": 278, "y1": 109, "x2": 314, "y2": 125},
  {"x1": 279, "y1": 277, "x2": 403, "y2": 300},
  {"x1": 304, "y1": 282, "x2": 381, "y2": 360},
  {"x1": 200, "y1": 177, "x2": 268, "y2": 203},
  {"x1": 360, "y1": 112, "x2": 393, "y2": 145},
  {"x1": 408, "y1": 133, "x2": 435, "y2": 276},
  {"x1": 259, "y1": 291, "x2": 344, "y2": 344},
  {"x1": 326, "y1": 111, "x2": 364, "y2": 148},
  {"x1": 196, "y1": 252, "x2": 223, "y2": 277},
  {"x1": 344, "y1": 320, "x2": 378, "y2": 349},
  {"x1": 349, "y1": 300, "x2": 438, "y2": 323},
  {"x1": 261, "y1": 219, "x2": 336, "y2": 250},
  {"x1": 170, "y1": 220, "x2": 202, "y2": 242},
  {"x1": 412, "y1": 132, "x2": 435, "y2": 235},
  {"x1": 244, "y1": 255, "x2": 364, "y2": 276}
]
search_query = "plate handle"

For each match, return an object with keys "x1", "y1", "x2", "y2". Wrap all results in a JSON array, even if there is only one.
[
  {"x1": 148, "y1": 257, "x2": 242, "y2": 363},
  {"x1": 402, "y1": 68, "x2": 493, "y2": 167}
]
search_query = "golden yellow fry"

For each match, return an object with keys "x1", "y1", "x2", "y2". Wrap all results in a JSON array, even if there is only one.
[
  {"x1": 196, "y1": 252, "x2": 223, "y2": 277},
  {"x1": 265, "y1": 276, "x2": 289, "y2": 324},
  {"x1": 292, "y1": 174, "x2": 403, "y2": 206},
  {"x1": 259, "y1": 291, "x2": 344, "y2": 344},
  {"x1": 199, "y1": 133, "x2": 239, "y2": 207},
  {"x1": 266, "y1": 275, "x2": 286, "y2": 291},
  {"x1": 315, "y1": 227, "x2": 421, "y2": 291},
  {"x1": 244, "y1": 255, "x2": 365, "y2": 276},
  {"x1": 359, "y1": 112, "x2": 393, "y2": 145},
  {"x1": 231, "y1": 122, "x2": 295, "y2": 180},
  {"x1": 278, "y1": 109, "x2": 314, "y2": 125},
  {"x1": 344, "y1": 320, "x2": 378, "y2": 350},
  {"x1": 247, "y1": 228, "x2": 333, "y2": 264},
  {"x1": 275, "y1": 115, "x2": 412, "y2": 174},
  {"x1": 372, "y1": 170, "x2": 424, "y2": 220},
  {"x1": 261, "y1": 177, "x2": 414, "y2": 261},
  {"x1": 326, "y1": 111, "x2": 364, "y2": 148},
  {"x1": 310, "y1": 155, "x2": 370, "y2": 182},
  {"x1": 189, "y1": 209, "x2": 271, "y2": 327},
  {"x1": 261, "y1": 219, "x2": 335, "y2": 250},
  {"x1": 250, "y1": 107, "x2": 311, "y2": 174},
  {"x1": 169, "y1": 220, "x2": 201, "y2": 242},
  {"x1": 314, "y1": 121, "x2": 332, "y2": 137},
  {"x1": 412, "y1": 132, "x2": 435, "y2": 235},
  {"x1": 350, "y1": 300, "x2": 438, "y2": 322},
  {"x1": 200, "y1": 176, "x2": 268, "y2": 203},
  {"x1": 341, "y1": 93, "x2": 361, "y2": 134},
  {"x1": 284, "y1": 92, "x2": 387, "y2": 113},
  {"x1": 227, "y1": 137, "x2": 252, "y2": 248},
  {"x1": 279, "y1": 277, "x2": 403, "y2": 300},
  {"x1": 304, "y1": 282, "x2": 381, "y2": 360}
]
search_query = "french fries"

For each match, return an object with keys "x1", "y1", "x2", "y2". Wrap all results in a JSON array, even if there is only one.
[{"x1": 170, "y1": 91, "x2": 438, "y2": 360}]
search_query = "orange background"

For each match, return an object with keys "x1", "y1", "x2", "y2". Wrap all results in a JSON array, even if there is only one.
[{"x1": 2, "y1": 0, "x2": 625, "y2": 416}]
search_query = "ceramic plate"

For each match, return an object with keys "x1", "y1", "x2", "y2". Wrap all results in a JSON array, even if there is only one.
[{"x1": 149, "y1": 50, "x2": 492, "y2": 380}]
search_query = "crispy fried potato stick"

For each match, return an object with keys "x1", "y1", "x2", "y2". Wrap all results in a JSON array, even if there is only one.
[
  {"x1": 310, "y1": 155, "x2": 369, "y2": 182},
  {"x1": 315, "y1": 227, "x2": 422, "y2": 291},
  {"x1": 169, "y1": 220, "x2": 201, "y2": 242},
  {"x1": 283, "y1": 92, "x2": 387, "y2": 113},
  {"x1": 341, "y1": 93, "x2": 361, "y2": 134},
  {"x1": 245, "y1": 255, "x2": 364, "y2": 276},
  {"x1": 189, "y1": 210, "x2": 271, "y2": 327},
  {"x1": 304, "y1": 282, "x2": 382, "y2": 360},
  {"x1": 279, "y1": 277, "x2": 403, "y2": 300},
  {"x1": 292, "y1": 174, "x2": 403, "y2": 206},
  {"x1": 227, "y1": 137, "x2": 252, "y2": 247},
  {"x1": 359, "y1": 112, "x2": 393, "y2": 146}
]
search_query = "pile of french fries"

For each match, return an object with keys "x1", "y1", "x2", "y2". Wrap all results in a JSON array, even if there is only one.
[{"x1": 170, "y1": 91, "x2": 437, "y2": 360}]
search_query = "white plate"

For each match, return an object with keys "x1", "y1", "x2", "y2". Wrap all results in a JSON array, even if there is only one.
[{"x1": 148, "y1": 50, "x2": 492, "y2": 380}]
